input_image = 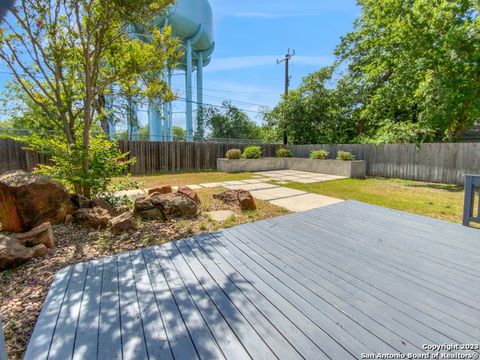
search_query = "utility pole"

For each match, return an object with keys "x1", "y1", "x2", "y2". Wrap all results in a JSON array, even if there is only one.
[{"x1": 277, "y1": 49, "x2": 295, "y2": 145}]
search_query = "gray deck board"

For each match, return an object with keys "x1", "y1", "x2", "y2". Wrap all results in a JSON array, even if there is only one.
[
  {"x1": 73, "y1": 259, "x2": 103, "y2": 360},
  {"x1": 266, "y1": 216, "x2": 480, "y2": 330},
  {"x1": 25, "y1": 201, "x2": 480, "y2": 360}
]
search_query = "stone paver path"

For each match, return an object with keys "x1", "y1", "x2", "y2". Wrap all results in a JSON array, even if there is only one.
[
  {"x1": 195, "y1": 170, "x2": 345, "y2": 212},
  {"x1": 115, "y1": 171, "x2": 344, "y2": 213}
]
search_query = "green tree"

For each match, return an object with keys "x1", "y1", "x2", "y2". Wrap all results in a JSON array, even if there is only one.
[
  {"x1": 0, "y1": 0, "x2": 181, "y2": 196},
  {"x1": 173, "y1": 126, "x2": 186, "y2": 140},
  {"x1": 265, "y1": 67, "x2": 359, "y2": 144},
  {"x1": 204, "y1": 101, "x2": 260, "y2": 140},
  {"x1": 336, "y1": 0, "x2": 480, "y2": 141}
]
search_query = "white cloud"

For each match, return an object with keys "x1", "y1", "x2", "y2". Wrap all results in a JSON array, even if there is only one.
[
  {"x1": 229, "y1": 11, "x2": 323, "y2": 19},
  {"x1": 209, "y1": 0, "x2": 358, "y2": 20},
  {"x1": 206, "y1": 55, "x2": 333, "y2": 73}
]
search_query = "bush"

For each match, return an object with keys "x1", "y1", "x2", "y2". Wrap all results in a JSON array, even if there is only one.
[
  {"x1": 242, "y1": 145, "x2": 262, "y2": 159},
  {"x1": 336, "y1": 151, "x2": 356, "y2": 161},
  {"x1": 225, "y1": 149, "x2": 241, "y2": 160},
  {"x1": 32, "y1": 135, "x2": 135, "y2": 198},
  {"x1": 310, "y1": 149, "x2": 329, "y2": 159},
  {"x1": 276, "y1": 147, "x2": 293, "y2": 158}
]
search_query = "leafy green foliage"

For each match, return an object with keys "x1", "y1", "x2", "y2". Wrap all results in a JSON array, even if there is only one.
[
  {"x1": 310, "y1": 149, "x2": 329, "y2": 160},
  {"x1": 0, "y1": 0, "x2": 181, "y2": 196},
  {"x1": 266, "y1": 1, "x2": 480, "y2": 144},
  {"x1": 358, "y1": 121, "x2": 437, "y2": 145},
  {"x1": 204, "y1": 102, "x2": 260, "y2": 140},
  {"x1": 173, "y1": 126, "x2": 187, "y2": 141},
  {"x1": 336, "y1": 151, "x2": 355, "y2": 161},
  {"x1": 265, "y1": 67, "x2": 359, "y2": 145},
  {"x1": 31, "y1": 135, "x2": 135, "y2": 198},
  {"x1": 336, "y1": 0, "x2": 480, "y2": 141},
  {"x1": 225, "y1": 149, "x2": 242, "y2": 160},
  {"x1": 275, "y1": 147, "x2": 293, "y2": 158},
  {"x1": 242, "y1": 146, "x2": 262, "y2": 159}
]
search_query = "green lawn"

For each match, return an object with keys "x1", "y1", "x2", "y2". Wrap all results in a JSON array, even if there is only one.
[
  {"x1": 278, "y1": 178, "x2": 465, "y2": 223},
  {"x1": 116, "y1": 171, "x2": 253, "y2": 189}
]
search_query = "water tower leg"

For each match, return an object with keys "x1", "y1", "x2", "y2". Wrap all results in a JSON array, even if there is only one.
[
  {"x1": 127, "y1": 98, "x2": 139, "y2": 141},
  {"x1": 105, "y1": 96, "x2": 115, "y2": 140},
  {"x1": 168, "y1": 69, "x2": 173, "y2": 141},
  {"x1": 149, "y1": 100, "x2": 160, "y2": 141},
  {"x1": 196, "y1": 54, "x2": 204, "y2": 140},
  {"x1": 185, "y1": 39, "x2": 193, "y2": 142},
  {"x1": 162, "y1": 71, "x2": 169, "y2": 142}
]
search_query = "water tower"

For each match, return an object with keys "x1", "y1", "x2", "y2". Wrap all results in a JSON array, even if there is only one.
[{"x1": 135, "y1": 0, "x2": 215, "y2": 142}]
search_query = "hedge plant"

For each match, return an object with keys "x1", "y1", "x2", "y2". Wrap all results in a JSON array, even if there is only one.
[
  {"x1": 225, "y1": 149, "x2": 241, "y2": 160},
  {"x1": 310, "y1": 149, "x2": 329, "y2": 160},
  {"x1": 336, "y1": 151, "x2": 356, "y2": 161},
  {"x1": 242, "y1": 145, "x2": 262, "y2": 159},
  {"x1": 276, "y1": 147, "x2": 293, "y2": 158}
]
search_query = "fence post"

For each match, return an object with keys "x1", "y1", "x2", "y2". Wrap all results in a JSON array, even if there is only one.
[
  {"x1": 0, "y1": 318, "x2": 7, "y2": 360},
  {"x1": 463, "y1": 175, "x2": 480, "y2": 227}
]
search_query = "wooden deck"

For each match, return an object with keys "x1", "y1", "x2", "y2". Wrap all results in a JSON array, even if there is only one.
[{"x1": 24, "y1": 201, "x2": 480, "y2": 360}]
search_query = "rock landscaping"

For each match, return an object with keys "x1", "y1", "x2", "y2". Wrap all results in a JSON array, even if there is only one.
[
  {"x1": 0, "y1": 172, "x2": 287, "y2": 360},
  {"x1": 214, "y1": 189, "x2": 257, "y2": 210},
  {"x1": 0, "y1": 222, "x2": 56, "y2": 271},
  {"x1": 0, "y1": 170, "x2": 72, "y2": 232}
]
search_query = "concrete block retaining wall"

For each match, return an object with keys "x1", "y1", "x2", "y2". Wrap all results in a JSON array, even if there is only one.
[{"x1": 217, "y1": 158, "x2": 366, "y2": 178}]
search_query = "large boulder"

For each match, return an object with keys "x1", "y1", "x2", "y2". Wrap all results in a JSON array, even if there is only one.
[
  {"x1": 91, "y1": 198, "x2": 116, "y2": 216},
  {"x1": 177, "y1": 186, "x2": 201, "y2": 205},
  {"x1": 148, "y1": 185, "x2": 172, "y2": 196},
  {"x1": 133, "y1": 192, "x2": 199, "y2": 221},
  {"x1": 0, "y1": 170, "x2": 71, "y2": 232},
  {"x1": 73, "y1": 207, "x2": 111, "y2": 229},
  {"x1": 133, "y1": 197, "x2": 165, "y2": 221},
  {"x1": 31, "y1": 244, "x2": 48, "y2": 258},
  {"x1": 70, "y1": 194, "x2": 92, "y2": 210},
  {"x1": 237, "y1": 190, "x2": 256, "y2": 210},
  {"x1": 158, "y1": 193, "x2": 199, "y2": 220},
  {"x1": 0, "y1": 235, "x2": 33, "y2": 270},
  {"x1": 214, "y1": 189, "x2": 257, "y2": 211},
  {"x1": 16, "y1": 222, "x2": 56, "y2": 248},
  {"x1": 110, "y1": 212, "x2": 137, "y2": 235}
]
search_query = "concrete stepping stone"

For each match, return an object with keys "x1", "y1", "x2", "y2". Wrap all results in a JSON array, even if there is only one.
[
  {"x1": 185, "y1": 184, "x2": 203, "y2": 190},
  {"x1": 270, "y1": 193, "x2": 344, "y2": 212},
  {"x1": 249, "y1": 187, "x2": 306, "y2": 201},
  {"x1": 199, "y1": 182, "x2": 224, "y2": 188},
  {"x1": 207, "y1": 210, "x2": 236, "y2": 222},
  {"x1": 222, "y1": 180, "x2": 248, "y2": 186},
  {"x1": 242, "y1": 179, "x2": 268, "y2": 184},
  {"x1": 224, "y1": 183, "x2": 278, "y2": 192}
]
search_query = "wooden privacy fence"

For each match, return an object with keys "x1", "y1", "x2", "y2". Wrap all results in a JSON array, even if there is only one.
[
  {"x1": 0, "y1": 139, "x2": 277, "y2": 175},
  {"x1": 286, "y1": 143, "x2": 480, "y2": 185},
  {"x1": 117, "y1": 141, "x2": 277, "y2": 174},
  {"x1": 1, "y1": 139, "x2": 478, "y2": 184}
]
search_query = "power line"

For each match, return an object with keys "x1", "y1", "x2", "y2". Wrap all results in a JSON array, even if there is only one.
[
  {"x1": 276, "y1": 48, "x2": 296, "y2": 145},
  {"x1": 171, "y1": 88, "x2": 273, "y2": 109}
]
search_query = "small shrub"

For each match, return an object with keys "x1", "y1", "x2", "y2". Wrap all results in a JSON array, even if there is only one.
[
  {"x1": 225, "y1": 149, "x2": 241, "y2": 160},
  {"x1": 336, "y1": 151, "x2": 356, "y2": 161},
  {"x1": 242, "y1": 145, "x2": 262, "y2": 159},
  {"x1": 310, "y1": 149, "x2": 329, "y2": 160},
  {"x1": 276, "y1": 147, "x2": 293, "y2": 158}
]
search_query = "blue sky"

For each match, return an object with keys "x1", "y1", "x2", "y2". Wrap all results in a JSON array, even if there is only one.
[
  {"x1": 0, "y1": 0, "x2": 360, "y2": 129},
  {"x1": 171, "y1": 0, "x2": 359, "y2": 126}
]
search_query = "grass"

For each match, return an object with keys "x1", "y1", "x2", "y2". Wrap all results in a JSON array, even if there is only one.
[
  {"x1": 115, "y1": 170, "x2": 253, "y2": 189},
  {"x1": 276, "y1": 177, "x2": 465, "y2": 223}
]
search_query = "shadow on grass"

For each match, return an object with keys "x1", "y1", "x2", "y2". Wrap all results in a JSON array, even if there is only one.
[{"x1": 402, "y1": 182, "x2": 464, "y2": 193}]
